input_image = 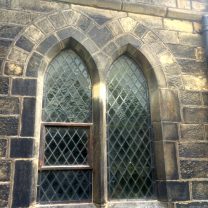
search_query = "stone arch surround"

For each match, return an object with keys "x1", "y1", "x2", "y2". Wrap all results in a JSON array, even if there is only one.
[{"x1": 4, "y1": 7, "x2": 184, "y2": 207}]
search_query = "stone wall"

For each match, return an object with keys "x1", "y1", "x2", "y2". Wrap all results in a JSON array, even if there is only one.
[{"x1": 0, "y1": 0, "x2": 207, "y2": 207}]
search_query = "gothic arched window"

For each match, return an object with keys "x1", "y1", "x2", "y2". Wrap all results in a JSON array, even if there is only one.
[
  {"x1": 37, "y1": 49, "x2": 93, "y2": 203},
  {"x1": 107, "y1": 55, "x2": 154, "y2": 199}
]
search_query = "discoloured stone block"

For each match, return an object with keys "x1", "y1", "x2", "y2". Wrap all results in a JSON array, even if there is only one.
[
  {"x1": 0, "y1": 184, "x2": 9, "y2": 207},
  {"x1": 0, "y1": 39, "x2": 12, "y2": 58},
  {"x1": 176, "y1": 202, "x2": 208, "y2": 208},
  {"x1": 155, "y1": 30, "x2": 179, "y2": 44},
  {"x1": 183, "y1": 107, "x2": 208, "y2": 124},
  {"x1": 119, "y1": 17, "x2": 137, "y2": 33},
  {"x1": 192, "y1": 181, "x2": 208, "y2": 200},
  {"x1": 158, "y1": 181, "x2": 190, "y2": 201},
  {"x1": 24, "y1": 25, "x2": 44, "y2": 43},
  {"x1": 5, "y1": 62, "x2": 23, "y2": 76},
  {"x1": 0, "y1": 160, "x2": 10, "y2": 181},
  {"x1": 180, "y1": 160, "x2": 208, "y2": 179},
  {"x1": 160, "y1": 89, "x2": 181, "y2": 122},
  {"x1": 12, "y1": 78, "x2": 37, "y2": 96},
  {"x1": 36, "y1": 18, "x2": 54, "y2": 34},
  {"x1": 180, "y1": 124, "x2": 204, "y2": 140},
  {"x1": 164, "y1": 18, "x2": 193, "y2": 32},
  {"x1": 12, "y1": 160, "x2": 32, "y2": 207},
  {"x1": 179, "y1": 143, "x2": 208, "y2": 158},
  {"x1": 0, "y1": 117, "x2": 18, "y2": 136},
  {"x1": 77, "y1": 15, "x2": 93, "y2": 32},
  {"x1": 177, "y1": 59, "x2": 207, "y2": 75},
  {"x1": 0, "y1": 25, "x2": 22, "y2": 39},
  {"x1": 0, "y1": 97, "x2": 19, "y2": 115},
  {"x1": 167, "y1": 44, "x2": 195, "y2": 59},
  {"x1": 16, "y1": 36, "x2": 34, "y2": 52},
  {"x1": 36, "y1": 35, "x2": 59, "y2": 55},
  {"x1": 0, "y1": 77, "x2": 9, "y2": 95},
  {"x1": 182, "y1": 75, "x2": 208, "y2": 91},
  {"x1": 26, "y1": 52, "x2": 43, "y2": 77},
  {"x1": 202, "y1": 92, "x2": 208, "y2": 106},
  {"x1": 49, "y1": 12, "x2": 67, "y2": 29},
  {"x1": 0, "y1": 139, "x2": 7, "y2": 157},
  {"x1": 10, "y1": 138, "x2": 34, "y2": 158},
  {"x1": 179, "y1": 91, "x2": 201, "y2": 106},
  {"x1": 8, "y1": 47, "x2": 28, "y2": 63},
  {"x1": 162, "y1": 122, "x2": 178, "y2": 140},
  {"x1": 134, "y1": 24, "x2": 149, "y2": 38},
  {"x1": 21, "y1": 98, "x2": 36, "y2": 137},
  {"x1": 178, "y1": 32, "x2": 202, "y2": 46},
  {"x1": 88, "y1": 26, "x2": 113, "y2": 48}
]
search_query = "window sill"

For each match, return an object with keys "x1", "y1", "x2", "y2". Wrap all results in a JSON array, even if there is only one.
[{"x1": 35, "y1": 201, "x2": 168, "y2": 208}]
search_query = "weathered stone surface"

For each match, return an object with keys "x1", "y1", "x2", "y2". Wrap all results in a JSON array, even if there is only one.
[
  {"x1": 77, "y1": 15, "x2": 93, "y2": 32},
  {"x1": 178, "y1": 32, "x2": 202, "y2": 46},
  {"x1": 162, "y1": 122, "x2": 178, "y2": 140},
  {"x1": 0, "y1": 139, "x2": 7, "y2": 157},
  {"x1": 179, "y1": 143, "x2": 208, "y2": 158},
  {"x1": 24, "y1": 25, "x2": 44, "y2": 43},
  {"x1": 192, "y1": 181, "x2": 208, "y2": 200},
  {"x1": 183, "y1": 107, "x2": 208, "y2": 124},
  {"x1": 26, "y1": 52, "x2": 43, "y2": 77},
  {"x1": 166, "y1": 76, "x2": 183, "y2": 89},
  {"x1": 8, "y1": 47, "x2": 28, "y2": 63},
  {"x1": 182, "y1": 75, "x2": 208, "y2": 91},
  {"x1": 180, "y1": 160, "x2": 208, "y2": 179},
  {"x1": 160, "y1": 89, "x2": 181, "y2": 122},
  {"x1": 0, "y1": 77, "x2": 9, "y2": 95},
  {"x1": 167, "y1": 44, "x2": 195, "y2": 59},
  {"x1": 163, "y1": 142, "x2": 179, "y2": 179},
  {"x1": 0, "y1": 39, "x2": 12, "y2": 58},
  {"x1": 10, "y1": 138, "x2": 33, "y2": 158},
  {"x1": 164, "y1": 18, "x2": 193, "y2": 32},
  {"x1": 0, "y1": 184, "x2": 9, "y2": 207},
  {"x1": 205, "y1": 125, "x2": 208, "y2": 140},
  {"x1": 134, "y1": 24, "x2": 149, "y2": 38},
  {"x1": 88, "y1": 26, "x2": 113, "y2": 48},
  {"x1": 0, "y1": 160, "x2": 10, "y2": 181},
  {"x1": 180, "y1": 124, "x2": 204, "y2": 140},
  {"x1": 21, "y1": 98, "x2": 36, "y2": 137},
  {"x1": 154, "y1": 30, "x2": 179, "y2": 44},
  {"x1": 12, "y1": 160, "x2": 32, "y2": 207},
  {"x1": 0, "y1": 9, "x2": 40, "y2": 25},
  {"x1": 158, "y1": 181, "x2": 190, "y2": 201},
  {"x1": 49, "y1": 12, "x2": 67, "y2": 29},
  {"x1": 119, "y1": 17, "x2": 137, "y2": 33},
  {"x1": 130, "y1": 13, "x2": 163, "y2": 29},
  {"x1": 179, "y1": 91, "x2": 201, "y2": 106},
  {"x1": 0, "y1": 0, "x2": 11, "y2": 8},
  {"x1": 12, "y1": 78, "x2": 37, "y2": 96},
  {"x1": 0, "y1": 117, "x2": 18, "y2": 136},
  {"x1": 5, "y1": 62, "x2": 23, "y2": 76},
  {"x1": 202, "y1": 92, "x2": 208, "y2": 106},
  {"x1": 0, "y1": 97, "x2": 19, "y2": 115},
  {"x1": 176, "y1": 202, "x2": 208, "y2": 208},
  {"x1": 36, "y1": 18, "x2": 54, "y2": 34},
  {"x1": 16, "y1": 36, "x2": 34, "y2": 52},
  {"x1": 115, "y1": 35, "x2": 142, "y2": 48},
  {"x1": 108, "y1": 20, "x2": 123, "y2": 36},
  {"x1": 36, "y1": 35, "x2": 59, "y2": 55},
  {"x1": 0, "y1": 24, "x2": 22, "y2": 39}
]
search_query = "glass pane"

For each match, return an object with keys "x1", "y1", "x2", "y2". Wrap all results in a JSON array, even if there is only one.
[
  {"x1": 44, "y1": 126, "x2": 89, "y2": 166},
  {"x1": 107, "y1": 55, "x2": 154, "y2": 199},
  {"x1": 43, "y1": 50, "x2": 91, "y2": 122},
  {"x1": 37, "y1": 170, "x2": 92, "y2": 203}
]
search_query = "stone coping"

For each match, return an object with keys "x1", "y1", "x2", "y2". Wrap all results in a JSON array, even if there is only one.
[{"x1": 49, "y1": 0, "x2": 206, "y2": 22}]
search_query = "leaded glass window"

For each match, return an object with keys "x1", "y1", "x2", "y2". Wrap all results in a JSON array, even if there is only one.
[
  {"x1": 107, "y1": 55, "x2": 154, "y2": 199},
  {"x1": 37, "y1": 50, "x2": 92, "y2": 204}
]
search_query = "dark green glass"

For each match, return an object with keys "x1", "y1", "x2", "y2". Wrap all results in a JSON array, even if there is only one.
[
  {"x1": 107, "y1": 55, "x2": 154, "y2": 199},
  {"x1": 43, "y1": 50, "x2": 91, "y2": 122}
]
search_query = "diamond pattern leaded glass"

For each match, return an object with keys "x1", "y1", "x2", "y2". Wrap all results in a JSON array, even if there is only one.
[
  {"x1": 43, "y1": 50, "x2": 91, "y2": 122},
  {"x1": 44, "y1": 127, "x2": 89, "y2": 165},
  {"x1": 107, "y1": 55, "x2": 154, "y2": 199},
  {"x1": 37, "y1": 170, "x2": 92, "y2": 203}
]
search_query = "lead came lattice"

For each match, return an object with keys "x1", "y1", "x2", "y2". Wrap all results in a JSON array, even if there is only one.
[{"x1": 107, "y1": 55, "x2": 154, "y2": 199}]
